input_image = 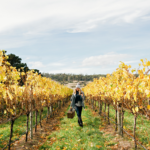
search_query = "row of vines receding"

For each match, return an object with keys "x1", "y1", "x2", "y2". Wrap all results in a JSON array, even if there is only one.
[
  {"x1": 0, "y1": 50, "x2": 73, "y2": 150},
  {"x1": 82, "y1": 59, "x2": 150, "y2": 150}
]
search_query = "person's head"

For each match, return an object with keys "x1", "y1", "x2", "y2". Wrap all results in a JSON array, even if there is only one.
[
  {"x1": 76, "y1": 83, "x2": 80, "y2": 90},
  {"x1": 76, "y1": 87, "x2": 80, "y2": 91},
  {"x1": 75, "y1": 83, "x2": 81, "y2": 93}
]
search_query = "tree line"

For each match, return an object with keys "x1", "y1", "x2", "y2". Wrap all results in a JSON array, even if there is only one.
[
  {"x1": 42, "y1": 73, "x2": 139, "y2": 84},
  {"x1": 42, "y1": 73, "x2": 107, "y2": 83}
]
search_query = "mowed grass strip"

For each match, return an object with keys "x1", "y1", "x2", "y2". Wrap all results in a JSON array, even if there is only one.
[
  {"x1": 94, "y1": 101, "x2": 150, "y2": 148},
  {"x1": 0, "y1": 107, "x2": 48, "y2": 149},
  {"x1": 39, "y1": 106, "x2": 115, "y2": 150},
  {"x1": 108, "y1": 105, "x2": 150, "y2": 147}
]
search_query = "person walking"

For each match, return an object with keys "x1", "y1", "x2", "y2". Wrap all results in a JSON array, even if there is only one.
[{"x1": 70, "y1": 83, "x2": 85, "y2": 127}]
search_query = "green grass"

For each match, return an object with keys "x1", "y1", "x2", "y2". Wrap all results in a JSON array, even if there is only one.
[
  {"x1": 0, "y1": 107, "x2": 48, "y2": 149},
  {"x1": 2, "y1": 101, "x2": 148, "y2": 149},
  {"x1": 109, "y1": 105, "x2": 150, "y2": 146},
  {"x1": 39, "y1": 105, "x2": 116, "y2": 150},
  {"x1": 94, "y1": 101, "x2": 150, "y2": 147}
]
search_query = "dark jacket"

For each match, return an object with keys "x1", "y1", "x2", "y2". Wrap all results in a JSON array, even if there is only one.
[{"x1": 70, "y1": 91, "x2": 85, "y2": 109}]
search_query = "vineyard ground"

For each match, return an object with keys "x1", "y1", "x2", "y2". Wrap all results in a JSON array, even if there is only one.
[
  {"x1": 39, "y1": 103, "x2": 136, "y2": 150},
  {"x1": 0, "y1": 101, "x2": 149, "y2": 149},
  {"x1": 109, "y1": 105, "x2": 150, "y2": 147},
  {"x1": 10, "y1": 102, "x2": 70, "y2": 150},
  {"x1": 0, "y1": 107, "x2": 48, "y2": 149},
  {"x1": 94, "y1": 101, "x2": 150, "y2": 149}
]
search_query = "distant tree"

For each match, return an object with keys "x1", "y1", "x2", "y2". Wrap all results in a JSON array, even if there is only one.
[
  {"x1": 7, "y1": 54, "x2": 21, "y2": 67},
  {"x1": 33, "y1": 69, "x2": 42, "y2": 75},
  {"x1": 7, "y1": 53, "x2": 29, "y2": 72}
]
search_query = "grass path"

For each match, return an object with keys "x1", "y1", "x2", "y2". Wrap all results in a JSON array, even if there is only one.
[
  {"x1": 2, "y1": 102, "x2": 137, "y2": 150},
  {"x1": 39, "y1": 104, "x2": 127, "y2": 150}
]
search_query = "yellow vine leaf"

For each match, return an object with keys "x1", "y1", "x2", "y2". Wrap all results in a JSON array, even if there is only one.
[
  {"x1": 147, "y1": 94, "x2": 150, "y2": 98},
  {"x1": 96, "y1": 145, "x2": 102, "y2": 148},
  {"x1": 140, "y1": 59, "x2": 144, "y2": 63},
  {"x1": 128, "y1": 65, "x2": 131, "y2": 68},
  {"x1": 146, "y1": 61, "x2": 150, "y2": 66},
  {"x1": 21, "y1": 72, "x2": 25, "y2": 76},
  {"x1": 131, "y1": 69, "x2": 136, "y2": 73},
  {"x1": 4, "y1": 110, "x2": 7, "y2": 114},
  {"x1": 139, "y1": 106, "x2": 143, "y2": 109},
  {"x1": 135, "y1": 107, "x2": 139, "y2": 112},
  {"x1": 133, "y1": 94, "x2": 136, "y2": 101},
  {"x1": 132, "y1": 108, "x2": 135, "y2": 113},
  {"x1": 10, "y1": 109, "x2": 15, "y2": 115},
  {"x1": 147, "y1": 105, "x2": 150, "y2": 110},
  {"x1": 7, "y1": 90, "x2": 13, "y2": 100}
]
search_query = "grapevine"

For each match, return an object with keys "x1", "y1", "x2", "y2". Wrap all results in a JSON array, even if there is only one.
[
  {"x1": 82, "y1": 59, "x2": 150, "y2": 149},
  {"x1": 0, "y1": 50, "x2": 73, "y2": 149}
]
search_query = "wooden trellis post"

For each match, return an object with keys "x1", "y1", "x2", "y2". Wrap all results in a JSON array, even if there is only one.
[
  {"x1": 8, "y1": 119, "x2": 15, "y2": 150},
  {"x1": 117, "y1": 104, "x2": 122, "y2": 135},
  {"x1": 26, "y1": 113, "x2": 29, "y2": 142},
  {"x1": 30, "y1": 85, "x2": 33, "y2": 139},
  {"x1": 35, "y1": 110, "x2": 38, "y2": 132},
  {"x1": 107, "y1": 104, "x2": 110, "y2": 125}
]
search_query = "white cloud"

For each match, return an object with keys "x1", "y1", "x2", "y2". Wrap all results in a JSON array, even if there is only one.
[
  {"x1": 28, "y1": 61, "x2": 44, "y2": 68},
  {"x1": 28, "y1": 61, "x2": 64, "y2": 69},
  {"x1": 25, "y1": 57, "x2": 30, "y2": 60},
  {"x1": 47, "y1": 63, "x2": 64, "y2": 67},
  {"x1": 82, "y1": 53, "x2": 132, "y2": 67},
  {"x1": 67, "y1": 22, "x2": 97, "y2": 33},
  {"x1": 142, "y1": 16, "x2": 150, "y2": 20},
  {"x1": 27, "y1": 56, "x2": 140, "y2": 75},
  {"x1": 124, "y1": 60, "x2": 139, "y2": 64},
  {"x1": 45, "y1": 66, "x2": 121, "y2": 75},
  {"x1": 0, "y1": 38, "x2": 32, "y2": 49},
  {"x1": 0, "y1": 0, "x2": 150, "y2": 34}
]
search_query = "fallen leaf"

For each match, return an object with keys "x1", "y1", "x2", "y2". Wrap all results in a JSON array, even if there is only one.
[{"x1": 96, "y1": 145, "x2": 102, "y2": 148}]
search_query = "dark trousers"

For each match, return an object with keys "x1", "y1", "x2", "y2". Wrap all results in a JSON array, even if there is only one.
[
  {"x1": 75, "y1": 105, "x2": 82, "y2": 117},
  {"x1": 75, "y1": 105, "x2": 83, "y2": 125}
]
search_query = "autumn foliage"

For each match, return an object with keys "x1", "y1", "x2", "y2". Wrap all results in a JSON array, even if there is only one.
[{"x1": 0, "y1": 50, "x2": 73, "y2": 124}]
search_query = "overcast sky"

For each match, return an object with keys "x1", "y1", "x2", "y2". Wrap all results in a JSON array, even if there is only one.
[{"x1": 0, "y1": 0, "x2": 150, "y2": 75}]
